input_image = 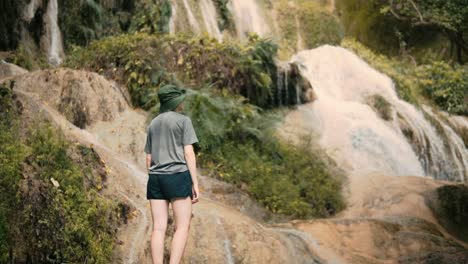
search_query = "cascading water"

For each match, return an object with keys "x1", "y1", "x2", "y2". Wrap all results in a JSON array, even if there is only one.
[
  {"x1": 422, "y1": 106, "x2": 468, "y2": 181},
  {"x1": 182, "y1": 0, "x2": 201, "y2": 34},
  {"x1": 24, "y1": 0, "x2": 41, "y2": 21},
  {"x1": 169, "y1": 0, "x2": 177, "y2": 34},
  {"x1": 291, "y1": 45, "x2": 467, "y2": 181},
  {"x1": 44, "y1": 0, "x2": 64, "y2": 65},
  {"x1": 228, "y1": 0, "x2": 270, "y2": 39},
  {"x1": 199, "y1": 0, "x2": 222, "y2": 40}
]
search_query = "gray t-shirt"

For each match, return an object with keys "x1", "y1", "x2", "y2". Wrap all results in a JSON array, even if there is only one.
[{"x1": 144, "y1": 111, "x2": 199, "y2": 174}]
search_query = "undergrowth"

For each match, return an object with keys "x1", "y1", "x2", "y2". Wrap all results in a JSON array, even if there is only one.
[{"x1": 0, "y1": 84, "x2": 122, "y2": 263}]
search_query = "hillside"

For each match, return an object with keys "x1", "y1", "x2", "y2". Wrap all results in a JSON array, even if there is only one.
[{"x1": 0, "y1": 0, "x2": 467, "y2": 263}]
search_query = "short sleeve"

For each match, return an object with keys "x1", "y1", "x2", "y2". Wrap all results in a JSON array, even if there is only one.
[
  {"x1": 183, "y1": 117, "x2": 199, "y2": 146},
  {"x1": 144, "y1": 126, "x2": 151, "y2": 154}
]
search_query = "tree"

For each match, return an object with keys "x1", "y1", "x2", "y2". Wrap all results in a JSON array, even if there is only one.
[{"x1": 382, "y1": 0, "x2": 468, "y2": 63}]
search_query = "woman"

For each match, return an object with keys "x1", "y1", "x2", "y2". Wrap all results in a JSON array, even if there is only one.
[{"x1": 144, "y1": 84, "x2": 200, "y2": 264}]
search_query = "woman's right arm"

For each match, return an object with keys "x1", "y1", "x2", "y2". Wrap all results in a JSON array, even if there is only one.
[{"x1": 184, "y1": 144, "x2": 199, "y2": 202}]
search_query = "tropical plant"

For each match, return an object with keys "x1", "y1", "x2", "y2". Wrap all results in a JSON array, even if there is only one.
[
  {"x1": 66, "y1": 33, "x2": 280, "y2": 108},
  {"x1": 382, "y1": 0, "x2": 468, "y2": 63},
  {"x1": 130, "y1": 0, "x2": 172, "y2": 33},
  {"x1": 417, "y1": 61, "x2": 467, "y2": 115}
]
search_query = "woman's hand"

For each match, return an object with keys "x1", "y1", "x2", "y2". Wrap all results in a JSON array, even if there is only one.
[{"x1": 192, "y1": 184, "x2": 200, "y2": 204}]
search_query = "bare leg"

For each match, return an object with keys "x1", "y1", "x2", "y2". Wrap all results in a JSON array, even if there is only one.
[
  {"x1": 169, "y1": 196, "x2": 192, "y2": 264},
  {"x1": 150, "y1": 199, "x2": 170, "y2": 264}
]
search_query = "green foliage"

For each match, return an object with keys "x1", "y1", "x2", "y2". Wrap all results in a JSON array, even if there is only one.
[
  {"x1": 297, "y1": 0, "x2": 344, "y2": 49},
  {"x1": 0, "y1": 0, "x2": 22, "y2": 50},
  {"x1": 213, "y1": 0, "x2": 234, "y2": 31},
  {"x1": 343, "y1": 38, "x2": 468, "y2": 115},
  {"x1": 337, "y1": 0, "x2": 468, "y2": 63},
  {"x1": 7, "y1": 45, "x2": 49, "y2": 71},
  {"x1": 154, "y1": 87, "x2": 345, "y2": 218},
  {"x1": 381, "y1": 0, "x2": 468, "y2": 63},
  {"x1": 59, "y1": 0, "x2": 104, "y2": 47},
  {"x1": 66, "y1": 33, "x2": 279, "y2": 108},
  {"x1": 201, "y1": 131, "x2": 345, "y2": 218},
  {"x1": 275, "y1": 0, "x2": 299, "y2": 59},
  {"x1": 0, "y1": 84, "x2": 121, "y2": 263},
  {"x1": 368, "y1": 94, "x2": 393, "y2": 121},
  {"x1": 336, "y1": 0, "x2": 407, "y2": 56},
  {"x1": 0, "y1": 84, "x2": 27, "y2": 262},
  {"x1": 417, "y1": 62, "x2": 468, "y2": 115},
  {"x1": 342, "y1": 38, "x2": 419, "y2": 104},
  {"x1": 130, "y1": 0, "x2": 172, "y2": 34}
]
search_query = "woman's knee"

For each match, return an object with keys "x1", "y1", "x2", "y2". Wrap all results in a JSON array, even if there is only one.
[
  {"x1": 152, "y1": 222, "x2": 168, "y2": 233},
  {"x1": 175, "y1": 222, "x2": 191, "y2": 233}
]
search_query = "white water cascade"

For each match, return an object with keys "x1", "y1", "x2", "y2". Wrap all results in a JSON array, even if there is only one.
[
  {"x1": 291, "y1": 45, "x2": 467, "y2": 180},
  {"x1": 169, "y1": 0, "x2": 177, "y2": 34},
  {"x1": 199, "y1": 0, "x2": 223, "y2": 40},
  {"x1": 24, "y1": 0, "x2": 41, "y2": 22},
  {"x1": 44, "y1": 0, "x2": 64, "y2": 65},
  {"x1": 228, "y1": 0, "x2": 270, "y2": 39},
  {"x1": 182, "y1": 0, "x2": 201, "y2": 34}
]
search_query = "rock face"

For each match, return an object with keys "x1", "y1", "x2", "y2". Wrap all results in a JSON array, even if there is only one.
[
  {"x1": 6, "y1": 67, "x2": 467, "y2": 263},
  {"x1": 11, "y1": 68, "x2": 129, "y2": 128},
  {"x1": 0, "y1": 60, "x2": 28, "y2": 80}
]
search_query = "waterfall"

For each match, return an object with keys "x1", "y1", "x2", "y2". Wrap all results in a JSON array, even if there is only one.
[
  {"x1": 228, "y1": 0, "x2": 270, "y2": 39},
  {"x1": 291, "y1": 45, "x2": 467, "y2": 180},
  {"x1": 199, "y1": 0, "x2": 222, "y2": 40},
  {"x1": 169, "y1": 0, "x2": 177, "y2": 34},
  {"x1": 277, "y1": 66, "x2": 283, "y2": 106},
  {"x1": 422, "y1": 106, "x2": 468, "y2": 181},
  {"x1": 44, "y1": 0, "x2": 64, "y2": 65},
  {"x1": 24, "y1": 0, "x2": 41, "y2": 22},
  {"x1": 182, "y1": 0, "x2": 201, "y2": 34}
]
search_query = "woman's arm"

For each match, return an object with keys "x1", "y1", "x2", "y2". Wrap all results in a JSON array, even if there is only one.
[
  {"x1": 146, "y1": 153, "x2": 152, "y2": 171},
  {"x1": 184, "y1": 144, "x2": 199, "y2": 201}
]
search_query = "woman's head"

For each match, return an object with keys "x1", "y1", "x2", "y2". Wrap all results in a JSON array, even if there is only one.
[{"x1": 157, "y1": 84, "x2": 187, "y2": 113}]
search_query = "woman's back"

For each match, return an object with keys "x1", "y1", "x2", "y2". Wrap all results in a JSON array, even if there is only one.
[{"x1": 144, "y1": 111, "x2": 198, "y2": 174}]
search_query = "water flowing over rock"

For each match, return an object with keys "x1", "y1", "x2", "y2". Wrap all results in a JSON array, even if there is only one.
[
  {"x1": 42, "y1": 0, "x2": 64, "y2": 65},
  {"x1": 168, "y1": 0, "x2": 177, "y2": 34},
  {"x1": 23, "y1": 0, "x2": 41, "y2": 22},
  {"x1": 285, "y1": 45, "x2": 467, "y2": 181},
  {"x1": 274, "y1": 61, "x2": 315, "y2": 107},
  {"x1": 199, "y1": 0, "x2": 223, "y2": 40},
  {"x1": 182, "y1": 0, "x2": 201, "y2": 34},
  {"x1": 228, "y1": 0, "x2": 270, "y2": 39}
]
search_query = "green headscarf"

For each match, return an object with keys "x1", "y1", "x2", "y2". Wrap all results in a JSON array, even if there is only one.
[{"x1": 158, "y1": 84, "x2": 187, "y2": 113}]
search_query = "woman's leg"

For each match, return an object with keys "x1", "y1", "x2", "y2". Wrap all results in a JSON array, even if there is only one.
[
  {"x1": 150, "y1": 199, "x2": 170, "y2": 264},
  {"x1": 169, "y1": 196, "x2": 192, "y2": 264}
]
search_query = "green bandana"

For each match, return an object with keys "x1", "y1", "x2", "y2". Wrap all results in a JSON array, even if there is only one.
[{"x1": 158, "y1": 84, "x2": 187, "y2": 113}]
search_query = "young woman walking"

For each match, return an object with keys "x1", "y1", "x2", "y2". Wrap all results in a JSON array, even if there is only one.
[{"x1": 144, "y1": 84, "x2": 200, "y2": 264}]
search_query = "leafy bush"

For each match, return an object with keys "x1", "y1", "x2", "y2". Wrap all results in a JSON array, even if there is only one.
[
  {"x1": 59, "y1": 0, "x2": 104, "y2": 47},
  {"x1": 297, "y1": 0, "x2": 344, "y2": 49},
  {"x1": 66, "y1": 33, "x2": 279, "y2": 108},
  {"x1": 0, "y1": 83, "x2": 27, "y2": 263},
  {"x1": 417, "y1": 62, "x2": 467, "y2": 115},
  {"x1": 213, "y1": 0, "x2": 234, "y2": 32},
  {"x1": 201, "y1": 131, "x2": 345, "y2": 218},
  {"x1": 0, "y1": 84, "x2": 122, "y2": 263},
  {"x1": 275, "y1": 0, "x2": 299, "y2": 59},
  {"x1": 130, "y1": 0, "x2": 172, "y2": 33}
]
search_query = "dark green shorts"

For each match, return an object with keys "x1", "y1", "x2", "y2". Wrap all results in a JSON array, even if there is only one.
[{"x1": 147, "y1": 170, "x2": 193, "y2": 201}]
